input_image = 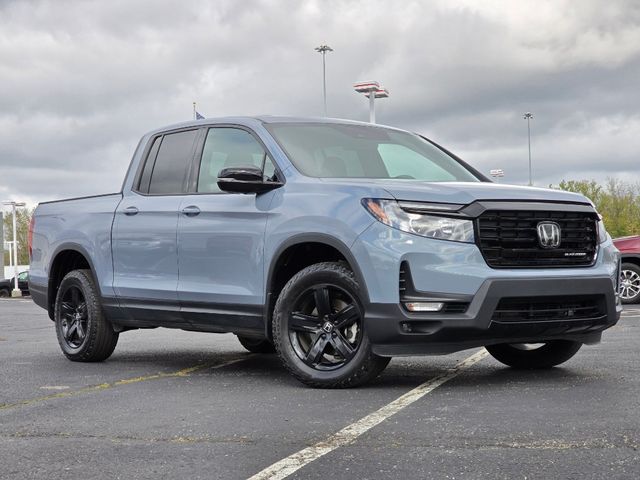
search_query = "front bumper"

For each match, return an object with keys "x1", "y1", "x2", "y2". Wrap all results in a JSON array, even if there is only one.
[
  {"x1": 366, "y1": 275, "x2": 621, "y2": 356},
  {"x1": 352, "y1": 221, "x2": 622, "y2": 356}
]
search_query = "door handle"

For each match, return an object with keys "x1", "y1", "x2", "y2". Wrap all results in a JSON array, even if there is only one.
[
  {"x1": 181, "y1": 205, "x2": 201, "y2": 217},
  {"x1": 124, "y1": 206, "x2": 139, "y2": 216}
]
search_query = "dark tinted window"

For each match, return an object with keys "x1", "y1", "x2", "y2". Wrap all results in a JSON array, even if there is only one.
[
  {"x1": 138, "y1": 136, "x2": 161, "y2": 193},
  {"x1": 148, "y1": 130, "x2": 198, "y2": 194},
  {"x1": 197, "y1": 128, "x2": 277, "y2": 193}
]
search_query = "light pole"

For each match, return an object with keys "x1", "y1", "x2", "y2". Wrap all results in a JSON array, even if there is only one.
[
  {"x1": 6, "y1": 242, "x2": 13, "y2": 274},
  {"x1": 354, "y1": 81, "x2": 389, "y2": 123},
  {"x1": 523, "y1": 112, "x2": 533, "y2": 186},
  {"x1": 3, "y1": 201, "x2": 26, "y2": 297},
  {"x1": 315, "y1": 45, "x2": 333, "y2": 116}
]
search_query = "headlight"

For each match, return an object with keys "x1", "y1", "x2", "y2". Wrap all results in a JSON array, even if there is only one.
[
  {"x1": 597, "y1": 216, "x2": 609, "y2": 244},
  {"x1": 362, "y1": 198, "x2": 475, "y2": 243}
]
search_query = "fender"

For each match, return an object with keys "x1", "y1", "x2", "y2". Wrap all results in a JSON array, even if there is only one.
[
  {"x1": 264, "y1": 233, "x2": 371, "y2": 338},
  {"x1": 45, "y1": 242, "x2": 101, "y2": 319}
]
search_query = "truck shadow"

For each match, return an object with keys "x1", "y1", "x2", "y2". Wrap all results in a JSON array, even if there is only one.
[{"x1": 105, "y1": 349, "x2": 603, "y2": 391}]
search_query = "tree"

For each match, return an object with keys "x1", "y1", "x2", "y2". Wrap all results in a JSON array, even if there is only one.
[
  {"x1": 2, "y1": 207, "x2": 33, "y2": 266},
  {"x1": 553, "y1": 178, "x2": 640, "y2": 238}
]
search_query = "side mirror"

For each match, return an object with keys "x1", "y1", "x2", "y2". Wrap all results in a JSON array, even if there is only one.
[{"x1": 217, "y1": 166, "x2": 283, "y2": 194}]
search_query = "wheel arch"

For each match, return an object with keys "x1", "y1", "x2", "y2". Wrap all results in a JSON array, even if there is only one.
[
  {"x1": 264, "y1": 234, "x2": 369, "y2": 339},
  {"x1": 47, "y1": 244, "x2": 98, "y2": 320},
  {"x1": 621, "y1": 255, "x2": 640, "y2": 268}
]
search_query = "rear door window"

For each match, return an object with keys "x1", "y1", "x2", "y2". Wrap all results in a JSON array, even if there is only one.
[{"x1": 146, "y1": 130, "x2": 198, "y2": 194}]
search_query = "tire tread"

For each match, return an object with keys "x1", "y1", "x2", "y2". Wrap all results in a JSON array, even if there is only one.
[
  {"x1": 237, "y1": 335, "x2": 276, "y2": 354},
  {"x1": 485, "y1": 340, "x2": 582, "y2": 369}
]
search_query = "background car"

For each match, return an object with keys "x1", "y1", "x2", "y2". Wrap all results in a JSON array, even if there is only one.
[
  {"x1": 613, "y1": 236, "x2": 640, "y2": 304},
  {"x1": 0, "y1": 271, "x2": 29, "y2": 297}
]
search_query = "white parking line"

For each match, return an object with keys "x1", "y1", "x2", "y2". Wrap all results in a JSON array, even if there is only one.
[{"x1": 247, "y1": 349, "x2": 489, "y2": 480}]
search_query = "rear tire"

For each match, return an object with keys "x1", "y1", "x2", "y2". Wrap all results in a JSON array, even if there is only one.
[
  {"x1": 272, "y1": 261, "x2": 390, "y2": 388},
  {"x1": 237, "y1": 335, "x2": 276, "y2": 354},
  {"x1": 0, "y1": 289, "x2": 9, "y2": 298},
  {"x1": 620, "y1": 263, "x2": 640, "y2": 304},
  {"x1": 54, "y1": 269, "x2": 119, "y2": 362},
  {"x1": 485, "y1": 340, "x2": 582, "y2": 369}
]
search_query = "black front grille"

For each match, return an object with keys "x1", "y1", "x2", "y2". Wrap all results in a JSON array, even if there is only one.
[
  {"x1": 492, "y1": 295, "x2": 605, "y2": 323},
  {"x1": 477, "y1": 209, "x2": 598, "y2": 268}
]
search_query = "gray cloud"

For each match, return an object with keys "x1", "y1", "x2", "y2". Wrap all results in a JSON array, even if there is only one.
[{"x1": 1, "y1": 0, "x2": 639, "y2": 205}]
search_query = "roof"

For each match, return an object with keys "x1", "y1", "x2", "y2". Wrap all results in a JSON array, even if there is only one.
[{"x1": 143, "y1": 115, "x2": 405, "y2": 137}]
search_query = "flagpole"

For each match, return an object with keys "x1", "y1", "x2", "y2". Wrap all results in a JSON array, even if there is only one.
[{"x1": 193, "y1": 102, "x2": 196, "y2": 120}]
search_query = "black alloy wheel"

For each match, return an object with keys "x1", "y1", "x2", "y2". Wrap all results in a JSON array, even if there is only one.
[
  {"x1": 272, "y1": 262, "x2": 390, "y2": 388},
  {"x1": 59, "y1": 285, "x2": 89, "y2": 349},
  {"x1": 288, "y1": 284, "x2": 363, "y2": 371},
  {"x1": 54, "y1": 269, "x2": 119, "y2": 362}
]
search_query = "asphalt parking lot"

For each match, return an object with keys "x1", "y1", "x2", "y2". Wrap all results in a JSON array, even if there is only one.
[{"x1": 1, "y1": 299, "x2": 638, "y2": 480}]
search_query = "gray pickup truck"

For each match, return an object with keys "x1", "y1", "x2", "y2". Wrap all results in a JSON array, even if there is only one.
[{"x1": 29, "y1": 116, "x2": 622, "y2": 387}]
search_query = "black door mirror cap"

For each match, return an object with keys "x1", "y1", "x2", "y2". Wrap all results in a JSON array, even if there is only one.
[{"x1": 217, "y1": 166, "x2": 283, "y2": 194}]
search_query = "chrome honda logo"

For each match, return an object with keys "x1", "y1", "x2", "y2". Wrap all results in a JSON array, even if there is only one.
[{"x1": 537, "y1": 221, "x2": 561, "y2": 248}]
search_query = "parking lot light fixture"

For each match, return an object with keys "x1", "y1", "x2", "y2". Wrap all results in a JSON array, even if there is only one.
[
  {"x1": 523, "y1": 112, "x2": 534, "y2": 186},
  {"x1": 354, "y1": 81, "x2": 389, "y2": 123},
  {"x1": 315, "y1": 45, "x2": 333, "y2": 116},
  {"x1": 3, "y1": 201, "x2": 26, "y2": 297},
  {"x1": 490, "y1": 169, "x2": 505, "y2": 183}
]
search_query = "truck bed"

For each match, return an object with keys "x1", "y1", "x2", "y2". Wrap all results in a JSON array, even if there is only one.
[{"x1": 29, "y1": 192, "x2": 124, "y2": 308}]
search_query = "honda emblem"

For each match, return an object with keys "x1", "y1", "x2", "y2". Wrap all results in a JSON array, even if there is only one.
[{"x1": 537, "y1": 221, "x2": 561, "y2": 248}]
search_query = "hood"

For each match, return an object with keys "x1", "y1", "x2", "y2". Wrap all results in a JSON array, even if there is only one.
[{"x1": 360, "y1": 180, "x2": 590, "y2": 205}]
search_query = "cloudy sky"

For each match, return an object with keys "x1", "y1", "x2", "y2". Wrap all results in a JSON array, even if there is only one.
[{"x1": 1, "y1": 0, "x2": 639, "y2": 206}]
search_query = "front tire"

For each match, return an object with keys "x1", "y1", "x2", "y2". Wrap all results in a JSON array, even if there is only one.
[
  {"x1": 272, "y1": 262, "x2": 390, "y2": 388},
  {"x1": 54, "y1": 269, "x2": 119, "y2": 362},
  {"x1": 485, "y1": 340, "x2": 582, "y2": 369},
  {"x1": 620, "y1": 263, "x2": 640, "y2": 304},
  {"x1": 0, "y1": 289, "x2": 9, "y2": 298}
]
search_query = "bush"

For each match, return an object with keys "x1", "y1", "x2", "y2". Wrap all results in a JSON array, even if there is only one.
[{"x1": 552, "y1": 179, "x2": 640, "y2": 238}]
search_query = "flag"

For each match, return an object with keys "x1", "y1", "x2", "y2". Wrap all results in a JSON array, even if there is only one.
[{"x1": 195, "y1": 111, "x2": 205, "y2": 120}]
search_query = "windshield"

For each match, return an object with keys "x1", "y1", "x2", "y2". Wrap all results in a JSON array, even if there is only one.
[{"x1": 266, "y1": 123, "x2": 481, "y2": 182}]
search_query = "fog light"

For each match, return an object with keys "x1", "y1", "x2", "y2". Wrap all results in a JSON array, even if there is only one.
[{"x1": 404, "y1": 302, "x2": 444, "y2": 312}]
